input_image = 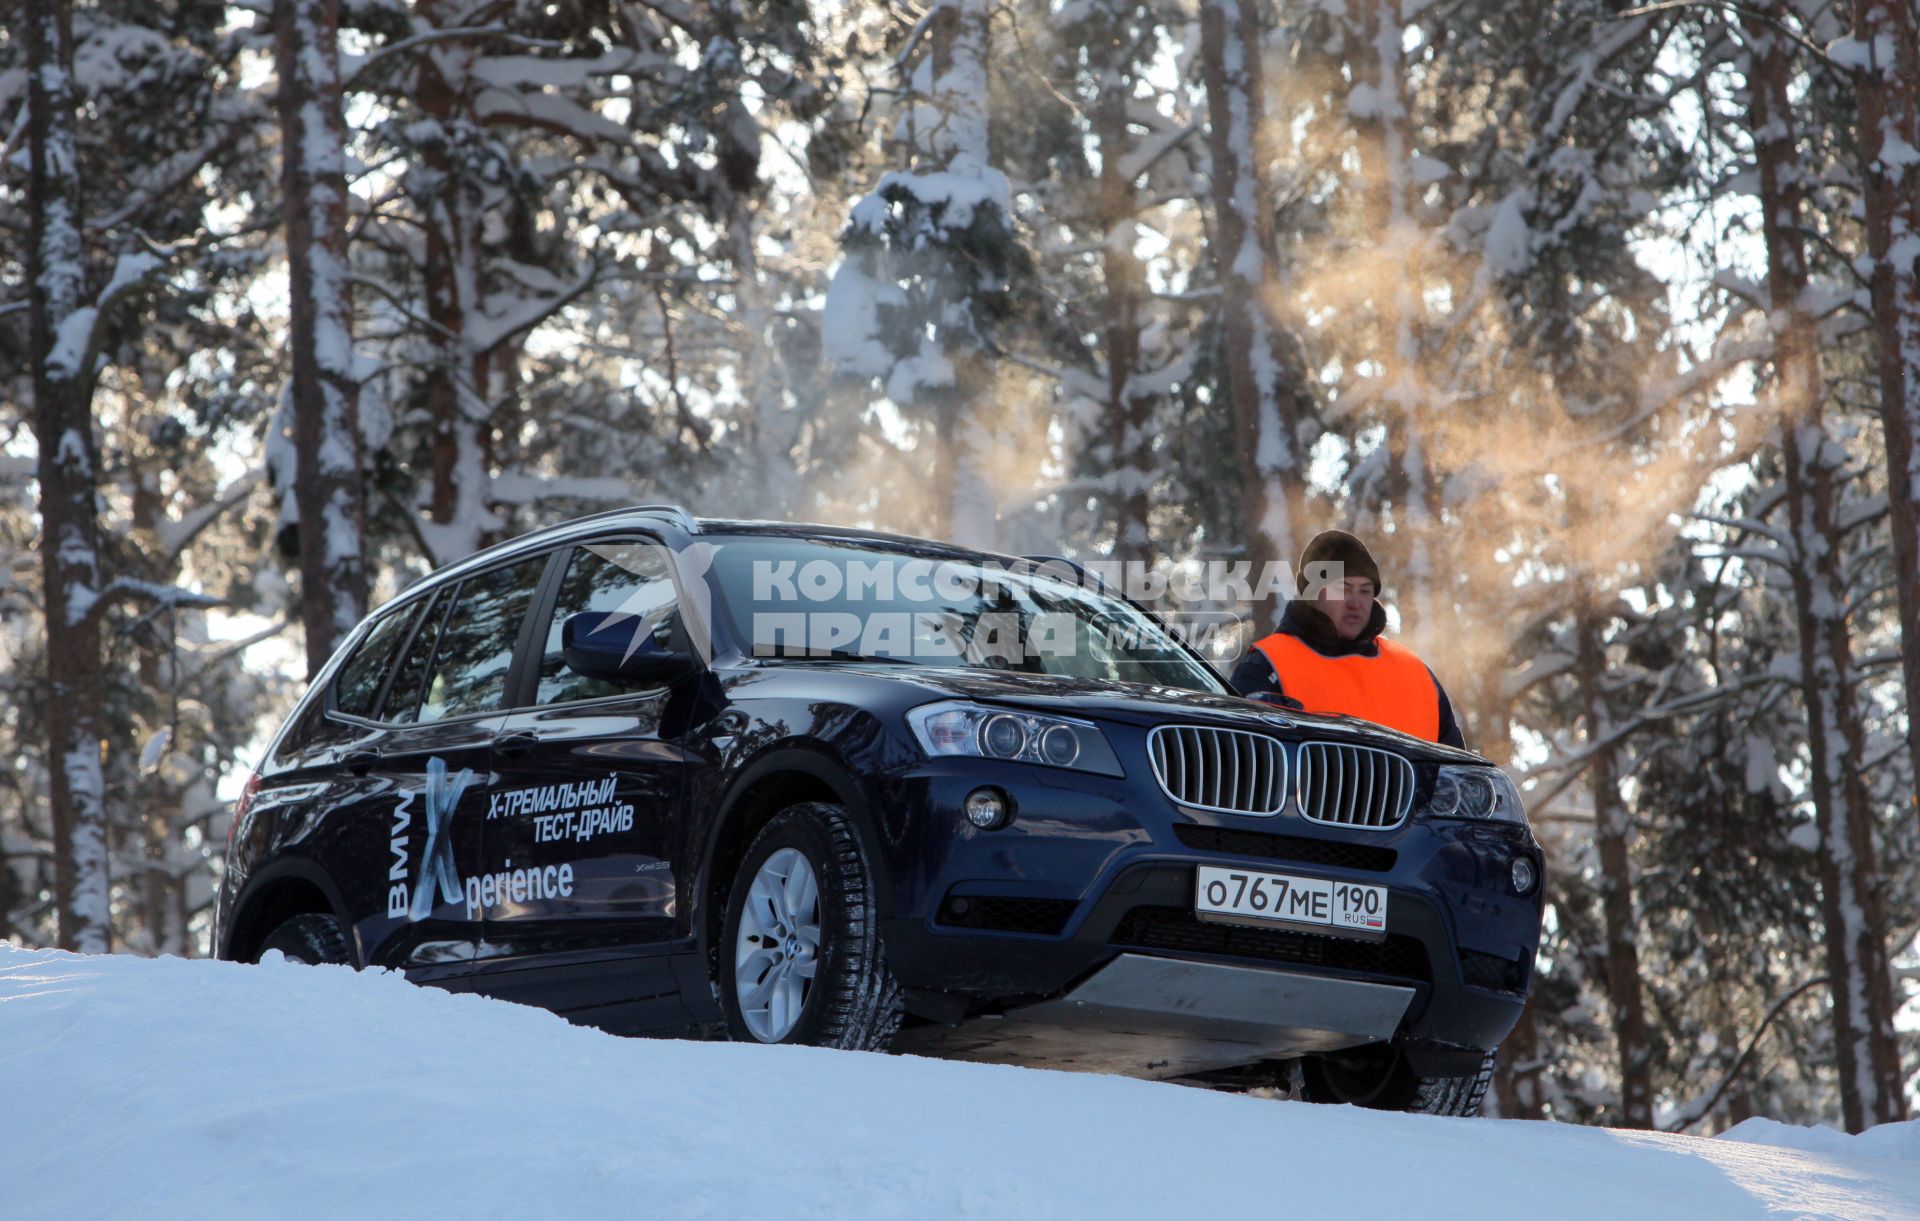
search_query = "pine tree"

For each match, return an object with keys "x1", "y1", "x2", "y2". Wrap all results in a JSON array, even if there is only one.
[
  {"x1": 1740, "y1": 0, "x2": 1906, "y2": 1129},
  {"x1": 823, "y1": 0, "x2": 1034, "y2": 548},
  {"x1": 1197, "y1": 0, "x2": 1311, "y2": 627},
  {"x1": 1574, "y1": 590, "x2": 1654, "y2": 1127},
  {"x1": 347, "y1": 0, "x2": 656, "y2": 563},
  {"x1": 1849, "y1": 0, "x2": 1920, "y2": 844},
  {"x1": 6, "y1": 0, "x2": 278, "y2": 952},
  {"x1": 25, "y1": 0, "x2": 111, "y2": 953},
  {"x1": 274, "y1": 0, "x2": 367, "y2": 675}
]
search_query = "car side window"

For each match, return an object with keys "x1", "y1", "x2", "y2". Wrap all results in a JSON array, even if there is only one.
[
  {"x1": 536, "y1": 541, "x2": 681, "y2": 706},
  {"x1": 417, "y1": 554, "x2": 551, "y2": 723},
  {"x1": 333, "y1": 603, "x2": 420, "y2": 718},
  {"x1": 379, "y1": 590, "x2": 448, "y2": 724}
]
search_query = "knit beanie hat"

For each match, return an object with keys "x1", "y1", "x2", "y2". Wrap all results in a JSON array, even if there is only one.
[{"x1": 1297, "y1": 530, "x2": 1382, "y2": 596}]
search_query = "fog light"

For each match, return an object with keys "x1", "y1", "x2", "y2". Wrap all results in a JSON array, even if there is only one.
[
  {"x1": 1511, "y1": 856, "x2": 1537, "y2": 895},
  {"x1": 965, "y1": 787, "x2": 1009, "y2": 830}
]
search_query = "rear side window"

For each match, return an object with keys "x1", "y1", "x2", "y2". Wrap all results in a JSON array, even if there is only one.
[
  {"x1": 379, "y1": 590, "x2": 448, "y2": 724},
  {"x1": 417, "y1": 554, "x2": 550, "y2": 722},
  {"x1": 536, "y1": 541, "x2": 681, "y2": 706},
  {"x1": 333, "y1": 604, "x2": 420, "y2": 718}
]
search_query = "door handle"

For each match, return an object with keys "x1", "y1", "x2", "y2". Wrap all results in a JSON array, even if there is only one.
[
  {"x1": 343, "y1": 748, "x2": 381, "y2": 776},
  {"x1": 493, "y1": 730, "x2": 541, "y2": 758}
]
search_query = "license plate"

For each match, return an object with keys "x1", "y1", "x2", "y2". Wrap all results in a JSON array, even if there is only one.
[{"x1": 1194, "y1": 864, "x2": 1388, "y2": 941}]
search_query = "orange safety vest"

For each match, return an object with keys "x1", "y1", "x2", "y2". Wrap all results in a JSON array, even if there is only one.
[{"x1": 1252, "y1": 632, "x2": 1442, "y2": 742}]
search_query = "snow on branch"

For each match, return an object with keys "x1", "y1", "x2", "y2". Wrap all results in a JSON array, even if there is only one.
[
  {"x1": 1689, "y1": 511, "x2": 1789, "y2": 548},
  {"x1": 1501, "y1": 650, "x2": 1577, "y2": 703},
  {"x1": 158, "y1": 470, "x2": 264, "y2": 559},
  {"x1": 45, "y1": 248, "x2": 168, "y2": 382},
  {"x1": 465, "y1": 264, "x2": 600, "y2": 355},
  {"x1": 65, "y1": 576, "x2": 225, "y2": 629},
  {"x1": 473, "y1": 86, "x2": 630, "y2": 145},
  {"x1": 98, "y1": 578, "x2": 225, "y2": 610},
  {"x1": 88, "y1": 123, "x2": 246, "y2": 234},
  {"x1": 1116, "y1": 122, "x2": 1200, "y2": 186},
  {"x1": 342, "y1": 26, "x2": 562, "y2": 90}
]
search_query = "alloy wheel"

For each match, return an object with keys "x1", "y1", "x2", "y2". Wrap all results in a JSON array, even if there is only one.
[{"x1": 732, "y1": 847, "x2": 822, "y2": 1041}]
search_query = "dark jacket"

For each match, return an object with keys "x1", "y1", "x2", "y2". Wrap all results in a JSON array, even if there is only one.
[{"x1": 1229, "y1": 600, "x2": 1466, "y2": 750}]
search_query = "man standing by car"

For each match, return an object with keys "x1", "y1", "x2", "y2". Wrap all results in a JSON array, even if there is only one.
[{"x1": 1229, "y1": 530, "x2": 1466, "y2": 750}]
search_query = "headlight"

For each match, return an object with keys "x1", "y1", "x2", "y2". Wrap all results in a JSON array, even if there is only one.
[
  {"x1": 1426, "y1": 765, "x2": 1526, "y2": 824},
  {"x1": 905, "y1": 701, "x2": 1125, "y2": 777}
]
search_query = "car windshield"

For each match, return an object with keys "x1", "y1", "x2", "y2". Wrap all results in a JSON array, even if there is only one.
[{"x1": 700, "y1": 535, "x2": 1229, "y2": 694}]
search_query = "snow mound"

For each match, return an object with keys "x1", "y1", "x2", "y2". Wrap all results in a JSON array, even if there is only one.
[
  {"x1": 3, "y1": 943, "x2": 1918, "y2": 1220},
  {"x1": 1721, "y1": 1116, "x2": 1920, "y2": 1163}
]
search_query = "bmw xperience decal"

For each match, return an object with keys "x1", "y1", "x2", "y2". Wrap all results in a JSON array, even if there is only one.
[
  {"x1": 387, "y1": 757, "x2": 585, "y2": 923},
  {"x1": 387, "y1": 756, "x2": 474, "y2": 923}
]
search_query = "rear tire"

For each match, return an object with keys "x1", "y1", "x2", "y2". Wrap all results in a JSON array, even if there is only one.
[
  {"x1": 718, "y1": 802, "x2": 903, "y2": 1050},
  {"x1": 1293, "y1": 1043, "x2": 1496, "y2": 1117},
  {"x1": 257, "y1": 913, "x2": 351, "y2": 966}
]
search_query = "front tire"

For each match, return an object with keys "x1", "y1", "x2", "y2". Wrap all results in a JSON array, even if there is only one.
[
  {"x1": 257, "y1": 913, "x2": 351, "y2": 966},
  {"x1": 1293, "y1": 1043, "x2": 1496, "y2": 1117},
  {"x1": 718, "y1": 803, "x2": 902, "y2": 1050}
]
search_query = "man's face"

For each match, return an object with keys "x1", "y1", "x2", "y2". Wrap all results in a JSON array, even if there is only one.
[{"x1": 1314, "y1": 576, "x2": 1377, "y2": 640}]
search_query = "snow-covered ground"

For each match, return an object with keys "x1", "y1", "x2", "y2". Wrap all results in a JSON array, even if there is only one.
[{"x1": 3, "y1": 943, "x2": 1915, "y2": 1220}]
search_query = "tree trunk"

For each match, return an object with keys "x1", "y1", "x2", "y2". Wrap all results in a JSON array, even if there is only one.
[
  {"x1": 416, "y1": 5, "x2": 492, "y2": 564},
  {"x1": 1852, "y1": 0, "x2": 1920, "y2": 842},
  {"x1": 0, "y1": 842, "x2": 19, "y2": 944},
  {"x1": 276, "y1": 0, "x2": 368, "y2": 675},
  {"x1": 706, "y1": 2, "x2": 797, "y2": 521},
  {"x1": 26, "y1": 0, "x2": 111, "y2": 953},
  {"x1": 1080, "y1": 5, "x2": 1157, "y2": 568},
  {"x1": 1576, "y1": 601, "x2": 1653, "y2": 1129},
  {"x1": 1747, "y1": 11, "x2": 1907, "y2": 1130},
  {"x1": 1483, "y1": 677, "x2": 1543, "y2": 1128},
  {"x1": 1345, "y1": 0, "x2": 1438, "y2": 643},
  {"x1": 1490, "y1": 1000, "x2": 1547, "y2": 1119},
  {"x1": 1094, "y1": 46, "x2": 1155, "y2": 567},
  {"x1": 927, "y1": 0, "x2": 999, "y2": 551},
  {"x1": 130, "y1": 465, "x2": 169, "y2": 956},
  {"x1": 1199, "y1": 0, "x2": 1308, "y2": 631}
]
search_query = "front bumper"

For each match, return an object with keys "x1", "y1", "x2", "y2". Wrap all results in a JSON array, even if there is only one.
[
  {"x1": 890, "y1": 952, "x2": 1418, "y2": 1078},
  {"x1": 873, "y1": 763, "x2": 1543, "y2": 1078},
  {"x1": 883, "y1": 857, "x2": 1532, "y2": 1077}
]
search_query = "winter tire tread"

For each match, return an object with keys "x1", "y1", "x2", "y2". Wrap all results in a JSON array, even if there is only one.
[
  {"x1": 257, "y1": 912, "x2": 351, "y2": 966},
  {"x1": 1295, "y1": 1045, "x2": 1498, "y2": 1117},
  {"x1": 1406, "y1": 1051, "x2": 1497, "y2": 1117},
  {"x1": 720, "y1": 802, "x2": 903, "y2": 1051}
]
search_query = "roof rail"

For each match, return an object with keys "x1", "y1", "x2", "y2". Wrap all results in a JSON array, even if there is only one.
[
  {"x1": 1022, "y1": 554, "x2": 1108, "y2": 591},
  {"x1": 627, "y1": 503, "x2": 700, "y2": 532},
  {"x1": 564, "y1": 503, "x2": 700, "y2": 532}
]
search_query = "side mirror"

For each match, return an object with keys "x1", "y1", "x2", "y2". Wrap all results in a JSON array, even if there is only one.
[{"x1": 562, "y1": 612, "x2": 696, "y2": 686}]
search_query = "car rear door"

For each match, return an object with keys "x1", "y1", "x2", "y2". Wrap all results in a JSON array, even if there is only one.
[
  {"x1": 468, "y1": 536, "x2": 701, "y2": 1031},
  {"x1": 352, "y1": 551, "x2": 555, "y2": 982}
]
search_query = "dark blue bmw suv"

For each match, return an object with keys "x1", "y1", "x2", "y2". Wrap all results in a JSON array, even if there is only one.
[{"x1": 217, "y1": 506, "x2": 1544, "y2": 1115}]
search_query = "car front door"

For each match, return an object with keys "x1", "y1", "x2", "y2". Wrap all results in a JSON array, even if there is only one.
[{"x1": 469, "y1": 536, "x2": 701, "y2": 1030}]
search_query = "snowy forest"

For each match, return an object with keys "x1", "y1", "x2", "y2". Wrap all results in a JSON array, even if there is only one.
[{"x1": 2, "y1": 0, "x2": 1919, "y2": 1135}]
